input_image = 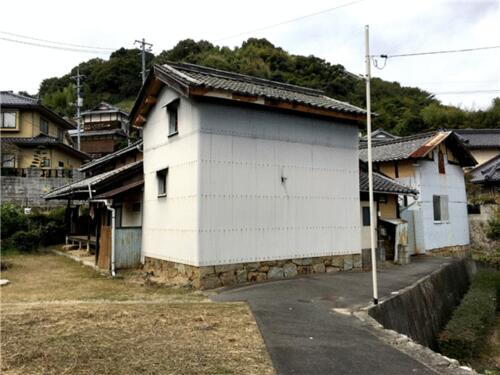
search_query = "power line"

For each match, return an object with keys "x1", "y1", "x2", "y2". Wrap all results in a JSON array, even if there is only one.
[
  {"x1": 134, "y1": 38, "x2": 153, "y2": 83},
  {"x1": 0, "y1": 30, "x2": 115, "y2": 51},
  {"x1": 0, "y1": 36, "x2": 112, "y2": 54},
  {"x1": 213, "y1": 0, "x2": 368, "y2": 42},
  {"x1": 377, "y1": 45, "x2": 500, "y2": 59},
  {"x1": 432, "y1": 89, "x2": 500, "y2": 95}
]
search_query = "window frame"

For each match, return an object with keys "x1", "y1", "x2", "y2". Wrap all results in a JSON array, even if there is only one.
[
  {"x1": 433, "y1": 195, "x2": 449, "y2": 223},
  {"x1": 156, "y1": 168, "x2": 168, "y2": 198},
  {"x1": 362, "y1": 206, "x2": 371, "y2": 227},
  {"x1": 40, "y1": 117, "x2": 49, "y2": 135},
  {"x1": 0, "y1": 111, "x2": 18, "y2": 130},
  {"x1": 57, "y1": 128, "x2": 65, "y2": 142},
  {"x1": 167, "y1": 99, "x2": 179, "y2": 137}
]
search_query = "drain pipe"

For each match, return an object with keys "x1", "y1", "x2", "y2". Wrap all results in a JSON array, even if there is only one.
[{"x1": 91, "y1": 196, "x2": 116, "y2": 277}]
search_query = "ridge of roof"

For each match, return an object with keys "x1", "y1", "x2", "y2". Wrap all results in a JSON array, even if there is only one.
[
  {"x1": 359, "y1": 131, "x2": 437, "y2": 150},
  {"x1": 0, "y1": 91, "x2": 39, "y2": 105},
  {"x1": 167, "y1": 62, "x2": 325, "y2": 97},
  {"x1": 1, "y1": 135, "x2": 89, "y2": 160},
  {"x1": 453, "y1": 128, "x2": 500, "y2": 134}
]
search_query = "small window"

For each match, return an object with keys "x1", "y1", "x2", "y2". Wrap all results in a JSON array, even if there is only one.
[
  {"x1": 438, "y1": 149, "x2": 445, "y2": 174},
  {"x1": 41, "y1": 157, "x2": 51, "y2": 168},
  {"x1": 58, "y1": 161, "x2": 64, "y2": 168},
  {"x1": 157, "y1": 168, "x2": 168, "y2": 197},
  {"x1": 1, "y1": 154, "x2": 15, "y2": 167},
  {"x1": 40, "y1": 118, "x2": 49, "y2": 134},
  {"x1": 433, "y1": 195, "x2": 449, "y2": 222},
  {"x1": 58, "y1": 128, "x2": 65, "y2": 141},
  {"x1": 1, "y1": 112, "x2": 17, "y2": 128},
  {"x1": 167, "y1": 99, "x2": 179, "y2": 136},
  {"x1": 362, "y1": 206, "x2": 371, "y2": 226}
]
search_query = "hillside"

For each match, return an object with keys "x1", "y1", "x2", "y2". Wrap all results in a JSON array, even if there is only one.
[{"x1": 38, "y1": 38, "x2": 499, "y2": 135}]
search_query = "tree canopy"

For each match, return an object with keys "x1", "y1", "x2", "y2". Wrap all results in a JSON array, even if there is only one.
[{"x1": 37, "y1": 38, "x2": 499, "y2": 134}]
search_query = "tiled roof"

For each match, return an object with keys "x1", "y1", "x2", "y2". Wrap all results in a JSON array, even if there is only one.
[
  {"x1": 470, "y1": 154, "x2": 500, "y2": 184},
  {"x1": 0, "y1": 91, "x2": 39, "y2": 106},
  {"x1": 454, "y1": 129, "x2": 500, "y2": 149},
  {"x1": 79, "y1": 140, "x2": 142, "y2": 172},
  {"x1": 157, "y1": 62, "x2": 367, "y2": 115},
  {"x1": 68, "y1": 129, "x2": 127, "y2": 137},
  {"x1": 44, "y1": 160, "x2": 142, "y2": 200},
  {"x1": 1, "y1": 135, "x2": 89, "y2": 160},
  {"x1": 81, "y1": 102, "x2": 129, "y2": 116},
  {"x1": 359, "y1": 165, "x2": 417, "y2": 195},
  {"x1": 359, "y1": 132, "x2": 437, "y2": 162}
]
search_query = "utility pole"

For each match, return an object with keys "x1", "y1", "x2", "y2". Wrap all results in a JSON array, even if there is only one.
[
  {"x1": 365, "y1": 25, "x2": 378, "y2": 305},
  {"x1": 134, "y1": 38, "x2": 153, "y2": 83},
  {"x1": 71, "y1": 67, "x2": 84, "y2": 150}
]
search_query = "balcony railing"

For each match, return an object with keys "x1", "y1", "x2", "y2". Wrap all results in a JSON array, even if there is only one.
[{"x1": 1, "y1": 168, "x2": 77, "y2": 178}]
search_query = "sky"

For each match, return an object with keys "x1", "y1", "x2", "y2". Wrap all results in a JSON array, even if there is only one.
[{"x1": 1, "y1": 0, "x2": 499, "y2": 110}]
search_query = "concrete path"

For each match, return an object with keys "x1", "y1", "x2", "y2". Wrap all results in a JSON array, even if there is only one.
[{"x1": 211, "y1": 256, "x2": 452, "y2": 375}]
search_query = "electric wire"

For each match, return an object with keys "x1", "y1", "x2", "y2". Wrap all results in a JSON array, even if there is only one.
[
  {"x1": 0, "y1": 30, "x2": 116, "y2": 51},
  {"x1": 378, "y1": 45, "x2": 500, "y2": 59},
  {"x1": 432, "y1": 89, "x2": 500, "y2": 95},
  {"x1": 213, "y1": 0, "x2": 368, "y2": 42},
  {"x1": 0, "y1": 37, "x2": 112, "y2": 54}
]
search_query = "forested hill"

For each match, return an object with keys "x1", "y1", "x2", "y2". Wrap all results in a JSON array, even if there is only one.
[{"x1": 39, "y1": 38, "x2": 499, "y2": 135}]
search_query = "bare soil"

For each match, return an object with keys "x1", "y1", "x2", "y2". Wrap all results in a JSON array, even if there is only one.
[{"x1": 1, "y1": 252, "x2": 274, "y2": 374}]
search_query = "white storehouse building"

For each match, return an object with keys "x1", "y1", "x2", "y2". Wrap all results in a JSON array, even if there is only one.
[{"x1": 130, "y1": 62, "x2": 367, "y2": 288}]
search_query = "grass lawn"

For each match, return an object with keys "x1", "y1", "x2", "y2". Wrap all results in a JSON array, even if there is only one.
[
  {"x1": 1, "y1": 251, "x2": 274, "y2": 374},
  {"x1": 469, "y1": 315, "x2": 500, "y2": 374}
]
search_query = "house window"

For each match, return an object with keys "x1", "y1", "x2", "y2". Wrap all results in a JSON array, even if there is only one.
[
  {"x1": 1, "y1": 154, "x2": 15, "y2": 167},
  {"x1": 362, "y1": 206, "x2": 371, "y2": 226},
  {"x1": 40, "y1": 118, "x2": 49, "y2": 134},
  {"x1": 58, "y1": 161, "x2": 64, "y2": 168},
  {"x1": 57, "y1": 128, "x2": 64, "y2": 141},
  {"x1": 167, "y1": 99, "x2": 179, "y2": 136},
  {"x1": 157, "y1": 168, "x2": 168, "y2": 197},
  {"x1": 41, "y1": 157, "x2": 51, "y2": 168},
  {"x1": 433, "y1": 195, "x2": 449, "y2": 222},
  {"x1": 438, "y1": 149, "x2": 445, "y2": 174},
  {"x1": 1, "y1": 112, "x2": 17, "y2": 129}
]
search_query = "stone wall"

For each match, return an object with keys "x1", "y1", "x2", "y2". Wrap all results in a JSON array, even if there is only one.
[
  {"x1": 144, "y1": 253, "x2": 362, "y2": 290},
  {"x1": 428, "y1": 244, "x2": 471, "y2": 259},
  {"x1": 1, "y1": 168, "x2": 84, "y2": 208}
]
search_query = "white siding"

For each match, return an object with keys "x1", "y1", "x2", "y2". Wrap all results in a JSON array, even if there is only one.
[
  {"x1": 142, "y1": 93, "x2": 361, "y2": 266},
  {"x1": 196, "y1": 101, "x2": 360, "y2": 266}
]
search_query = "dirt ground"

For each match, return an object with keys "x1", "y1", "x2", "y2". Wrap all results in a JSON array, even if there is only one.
[{"x1": 1, "y1": 252, "x2": 274, "y2": 375}]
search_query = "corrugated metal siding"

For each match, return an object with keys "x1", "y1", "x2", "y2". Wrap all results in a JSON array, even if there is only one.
[{"x1": 115, "y1": 227, "x2": 142, "y2": 269}]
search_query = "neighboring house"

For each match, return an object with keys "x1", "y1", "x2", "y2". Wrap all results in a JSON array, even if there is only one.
[
  {"x1": 0, "y1": 91, "x2": 88, "y2": 169},
  {"x1": 44, "y1": 140, "x2": 144, "y2": 270},
  {"x1": 129, "y1": 62, "x2": 367, "y2": 288},
  {"x1": 359, "y1": 161, "x2": 418, "y2": 264},
  {"x1": 360, "y1": 131, "x2": 476, "y2": 254},
  {"x1": 361, "y1": 128, "x2": 400, "y2": 143},
  {"x1": 69, "y1": 102, "x2": 130, "y2": 159},
  {"x1": 0, "y1": 91, "x2": 88, "y2": 208},
  {"x1": 454, "y1": 128, "x2": 500, "y2": 167},
  {"x1": 469, "y1": 154, "x2": 500, "y2": 195}
]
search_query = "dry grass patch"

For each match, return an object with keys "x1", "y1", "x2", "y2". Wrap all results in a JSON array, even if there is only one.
[
  {"x1": 1, "y1": 252, "x2": 200, "y2": 303},
  {"x1": 1, "y1": 303, "x2": 274, "y2": 375}
]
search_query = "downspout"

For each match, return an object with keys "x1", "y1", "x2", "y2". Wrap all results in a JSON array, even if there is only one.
[{"x1": 90, "y1": 183, "x2": 116, "y2": 277}]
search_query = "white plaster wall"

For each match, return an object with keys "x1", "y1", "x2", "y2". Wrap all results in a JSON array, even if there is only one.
[
  {"x1": 196, "y1": 101, "x2": 361, "y2": 266},
  {"x1": 141, "y1": 87, "x2": 201, "y2": 265}
]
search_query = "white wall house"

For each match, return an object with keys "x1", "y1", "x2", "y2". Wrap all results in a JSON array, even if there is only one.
[
  {"x1": 360, "y1": 131, "x2": 476, "y2": 254},
  {"x1": 130, "y1": 62, "x2": 367, "y2": 288}
]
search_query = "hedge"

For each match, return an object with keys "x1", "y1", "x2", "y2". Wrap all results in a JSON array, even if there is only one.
[{"x1": 438, "y1": 269, "x2": 500, "y2": 362}]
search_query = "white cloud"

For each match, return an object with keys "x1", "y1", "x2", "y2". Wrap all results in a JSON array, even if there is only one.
[{"x1": 1, "y1": 0, "x2": 498, "y2": 109}]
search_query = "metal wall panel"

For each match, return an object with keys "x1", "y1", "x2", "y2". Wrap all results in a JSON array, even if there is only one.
[{"x1": 115, "y1": 227, "x2": 142, "y2": 269}]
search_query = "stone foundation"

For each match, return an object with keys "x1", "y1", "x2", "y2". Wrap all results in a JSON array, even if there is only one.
[
  {"x1": 143, "y1": 254, "x2": 362, "y2": 289},
  {"x1": 428, "y1": 244, "x2": 471, "y2": 259}
]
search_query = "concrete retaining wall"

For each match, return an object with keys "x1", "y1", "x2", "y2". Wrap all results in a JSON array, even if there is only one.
[
  {"x1": 368, "y1": 258, "x2": 476, "y2": 350},
  {"x1": 1, "y1": 169, "x2": 84, "y2": 208}
]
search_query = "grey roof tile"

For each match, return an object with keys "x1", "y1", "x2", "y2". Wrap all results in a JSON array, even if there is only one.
[
  {"x1": 359, "y1": 166, "x2": 417, "y2": 195},
  {"x1": 454, "y1": 129, "x2": 500, "y2": 149},
  {"x1": 0, "y1": 91, "x2": 39, "y2": 106},
  {"x1": 159, "y1": 63, "x2": 367, "y2": 115},
  {"x1": 470, "y1": 154, "x2": 500, "y2": 183}
]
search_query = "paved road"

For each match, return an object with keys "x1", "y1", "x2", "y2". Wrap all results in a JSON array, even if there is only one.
[{"x1": 211, "y1": 256, "x2": 450, "y2": 375}]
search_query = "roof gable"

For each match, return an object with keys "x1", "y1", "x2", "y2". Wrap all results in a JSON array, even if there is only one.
[
  {"x1": 469, "y1": 154, "x2": 500, "y2": 184},
  {"x1": 130, "y1": 62, "x2": 366, "y2": 127},
  {"x1": 359, "y1": 131, "x2": 476, "y2": 167}
]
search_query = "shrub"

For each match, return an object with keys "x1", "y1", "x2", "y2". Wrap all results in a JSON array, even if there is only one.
[
  {"x1": 0, "y1": 203, "x2": 28, "y2": 239},
  {"x1": 438, "y1": 269, "x2": 500, "y2": 362},
  {"x1": 487, "y1": 208, "x2": 500, "y2": 241},
  {"x1": 7, "y1": 230, "x2": 41, "y2": 253}
]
